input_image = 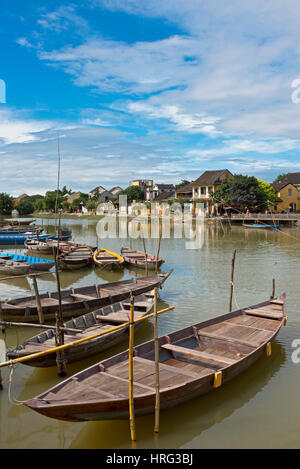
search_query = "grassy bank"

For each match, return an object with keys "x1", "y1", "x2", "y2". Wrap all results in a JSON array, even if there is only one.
[{"x1": 32, "y1": 212, "x2": 106, "y2": 220}]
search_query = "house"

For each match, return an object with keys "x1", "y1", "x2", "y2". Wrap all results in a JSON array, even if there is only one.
[
  {"x1": 13, "y1": 194, "x2": 29, "y2": 207},
  {"x1": 109, "y1": 186, "x2": 123, "y2": 197},
  {"x1": 88, "y1": 186, "x2": 106, "y2": 198},
  {"x1": 175, "y1": 182, "x2": 194, "y2": 199},
  {"x1": 66, "y1": 192, "x2": 82, "y2": 204},
  {"x1": 191, "y1": 169, "x2": 234, "y2": 215},
  {"x1": 271, "y1": 182, "x2": 300, "y2": 213},
  {"x1": 152, "y1": 184, "x2": 175, "y2": 200}
]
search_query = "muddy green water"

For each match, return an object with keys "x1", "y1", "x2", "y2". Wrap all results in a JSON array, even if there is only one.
[{"x1": 0, "y1": 217, "x2": 299, "y2": 448}]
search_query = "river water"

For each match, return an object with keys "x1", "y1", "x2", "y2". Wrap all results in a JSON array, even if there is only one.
[{"x1": 0, "y1": 217, "x2": 299, "y2": 448}]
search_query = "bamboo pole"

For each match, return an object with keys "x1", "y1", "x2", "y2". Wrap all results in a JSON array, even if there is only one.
[
  {"x1": 270, "y1": 278, "x2": 275, "y2": 300},
  {"x1": 153, "y1": 287, "x2": 160, "y2": 433},
  {"x1": 229, "y1": 249, "x2": 237, "y2": 312},
  {"x1": 0, "y1": 306, "x2": 175, "y2": 369},
  {"x1": 0, "y1": 321, "x2": 82, "y2": 334},
  {"x1": 31, "y1": 275, "x2": 44, "y2": 324},
  {"x1": 0, "y1": 270, "x2": 58, "y2": 281},
  {"x1": 0, "y1": 297, "x2": 5, "y2": 334},
  {"x1": 54, "y1": 245, "x2": 67, "y2": 376},
  {"x1": 129, "y1": 294, "x2": 136, "y2": 442}
]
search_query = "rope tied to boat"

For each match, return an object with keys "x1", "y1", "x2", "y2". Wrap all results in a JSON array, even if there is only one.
[{"x1": 7, "y1": 362, "x2": 28, "y2": 406}]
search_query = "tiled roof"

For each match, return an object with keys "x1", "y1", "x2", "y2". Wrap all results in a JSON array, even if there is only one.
[{"x1": 192, "y1": 170, "x2": 232, "y2": 186}]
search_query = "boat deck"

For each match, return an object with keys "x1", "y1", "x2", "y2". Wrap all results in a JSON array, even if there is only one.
[{"x1": 40, "y1": 303, "x2": 282, "y2": 403}]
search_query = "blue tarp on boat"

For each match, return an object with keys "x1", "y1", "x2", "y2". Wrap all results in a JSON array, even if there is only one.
[{"x1": 0, "y1": 252, "x2": 54, "y2": 263}]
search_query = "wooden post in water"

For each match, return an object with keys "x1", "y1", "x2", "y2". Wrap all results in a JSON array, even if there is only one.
[
  {"x1": 0, "y1": 297, "x2": 5, "y2": 334},
  {"x1": 229, "y1": 249, "x2": 237, "y2": 312},
  {"x1": 31, "y1": 275, "x2": 44, "y2": 324},
  {"x1": 54, "y1": 248, "x2": 67, "y2": 377},
  {"x1": 128, "y1": 294, "x2": 136, "y2": 442},
  {"x1": 142, "y1": 236, "x2": 148, "y2": 276},
  {"x1": 153, "y1": 287, "x2": 160, "y2": 433},
  {"x1": 156, "y1": 232, "x2": 162, "y2": 274},
  {"x1": 270, "y1": 278, "x2": 275, "y2": 300}
]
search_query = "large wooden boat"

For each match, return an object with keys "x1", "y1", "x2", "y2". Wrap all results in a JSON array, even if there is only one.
[
  {"x1": 0, "y1": 270, "x2": 172, "y2": 322},
  {"x1": 121, "y1": 246, "x2": 164, "y2": 270},
  {"x1": 93, "y1": 248, "x2": 124, "y2": 270},
  {"x1": 58, "y1": 246, "x2": 94, "y2": 270},
  {"x1": 7, "y1": 293, "x2": 154, "y2": 367},
  {"x1": 25, "y1": 293, "x2": 286, "y2": 422}
]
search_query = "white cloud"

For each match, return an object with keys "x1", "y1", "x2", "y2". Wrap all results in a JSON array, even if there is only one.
[{"x1": 0, "y1": 109, "x2": 52, "y2": 144}]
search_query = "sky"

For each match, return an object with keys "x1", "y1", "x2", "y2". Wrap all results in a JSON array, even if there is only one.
[{"x1": 1, "y1": 0, "x2": 300, "y2": 196}]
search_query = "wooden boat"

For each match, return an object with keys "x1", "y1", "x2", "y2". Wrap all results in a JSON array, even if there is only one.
[
  {"x1": 93, "y1": 248, "x2": 124, "y2": 270},
  {"x1": 0, "y1": 234, "x2": 71, "y2": 245},
  {"x1": 242, "y1": 223, "x2": 280, "y2": 229},
  {"x1": 0, "y1": 227, "x2": 43, "y2": 235},
  {"x1": 0, "y1": 259, "x2": 30, "y2": 276},
  {"x1": 25, "y1": 238, "x2": 53, "y2": 254},
  {"x1": 46, "y1": 240, "x2": 97, "y2": 253},
  {"x1": 58, "y1": 246, "x2": 94, "y2": 270},
  {"x1": 0, "y1": 252, "x2": 55, "y2": 273},
  {"x1": 0, "y1": 219, "x2": 36, "y2": 227},
  {"x1": 7, "y1": 293, "x2": 155, "y2": 367},
  {"x1": 121, "y1": 246, "x2": 164, "y2": 270},
  {"x1": 0, "y1": 270, "x2": 172, "y2": 322},
  {"x1": 25, "y1": 293, "x2": 286, "y2": 422}
]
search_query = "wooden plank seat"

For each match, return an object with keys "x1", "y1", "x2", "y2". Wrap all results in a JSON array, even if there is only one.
[
  {"x1": 96, "y1": 311, "x2": 145, "y2": 324},
  {"x1": 161, "y1": 343, "x2": 236, "y2": 365},
  {"x1": 243, "y1": 308, "x2": 282, "y2": 320},
  {"x1": 69, "y1": 293, "x2": 97, "y2": 301},
  {"x1": 270, "y1": 299, "x2": 284, "y2": 305}
]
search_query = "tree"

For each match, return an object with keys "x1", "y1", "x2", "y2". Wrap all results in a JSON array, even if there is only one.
[
  {"x1": 257, "y1": 179, "x2": 276, "y2": 207},
  {"x1": 34, "y1": 198, "x2": 44, "y2": 212},
  {"x1": 86, "y1": 198, "x2": 98, "y2": 212},
  {"x1": 17, "y1": 200, "x2": 34, "y2": 215},
  {"x1": 0, "y1": 193, "x2": 13, "y2": 215},
  {"x1": 175, "y1": 179, "x2": 190, "y2": 190},
  {"x1": 273, "y1": 174, "x2": 288, "y2": 184},
  {"x1": 70, "y1": 193, "x2": 89, "y2": 212},
  {"x1": 213, "y1": 175, "x2": 267, "y2": 210},
  {"x1": 120, "y1": 186, "x2": 144, "y2": 203},
  {"x1": 43, "y1": 191, "x2": 67, "y2": 211}
]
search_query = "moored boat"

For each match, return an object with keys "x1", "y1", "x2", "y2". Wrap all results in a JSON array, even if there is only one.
[
  {"x1": 93, "y1": 248, "x2": 124, "y2": 270},
  {"x1": 0, "y1": 259, "x2": 31, "y2": 276},
  {"x1": 242, "y1": 223, "x2": 280, "y2": 229},
  {"x1": 121, "y1": 246, "x2": 164, "y2": 270},
  {"x1": 0, "y1": 270, "x2": 172, "y2": 322},
  {"x1": 25, "y1": 238, "x2": 53, "y2": 254},
  {"x1": 58, "y1": 246, "x2": 94, "y2": 270},
  {"x1": 24, "y1": 293, "x2": 286, "y2": 421},
  {"x1": 0, "y1": 252, "x2": 55, "y2": 274},
  {"x1": 7, "y1": 293, "x2": 154, "y2": 367}
]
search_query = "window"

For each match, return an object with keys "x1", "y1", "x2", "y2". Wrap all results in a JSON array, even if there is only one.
[
  {"x1": 201, "y1": 187, "x2": 206, "y2": 195},
  {"x1": 288, "y1": 189, "x2": 292, "y2": 196}
]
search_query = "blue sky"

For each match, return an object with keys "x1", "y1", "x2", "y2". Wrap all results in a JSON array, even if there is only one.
[{"x1": 1, "y1": 0, "x2": 300, "y2": 195}]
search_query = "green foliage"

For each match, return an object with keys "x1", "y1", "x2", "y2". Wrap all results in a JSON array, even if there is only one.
[
  {"x1": 17, "y1": 200, "x2": 34, "y2": 215},
  {"x1": 175, "y1": 179, "x2": 190, "y2": 190},
  {"x1": 61, "y1": 186, "x2": 73, "y2": 196},
  {"x1": 213, "y1": 175, "x2": 267, "y2": 209},
  {"x1": 120, "y1": 186, "x2": 144, "y2": 203},
  {"x1": 0, "y1": 193, "x2": 13, "y2": 215},
  {"x1": 273, "y1": 173, "x2": 288, "y2": 184},
  {"x1": 257, "y1": 179, "x2": 276, "y2": 206},
  {"x1": 34, "y1": 198, "x2": 44, "y2": 211},
  {"x1": 70, "y1": 193, "x2": 89, "y2": 211},
  {"x1": 86, "y1": 198, "x2": 98, "y2": 211}
]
